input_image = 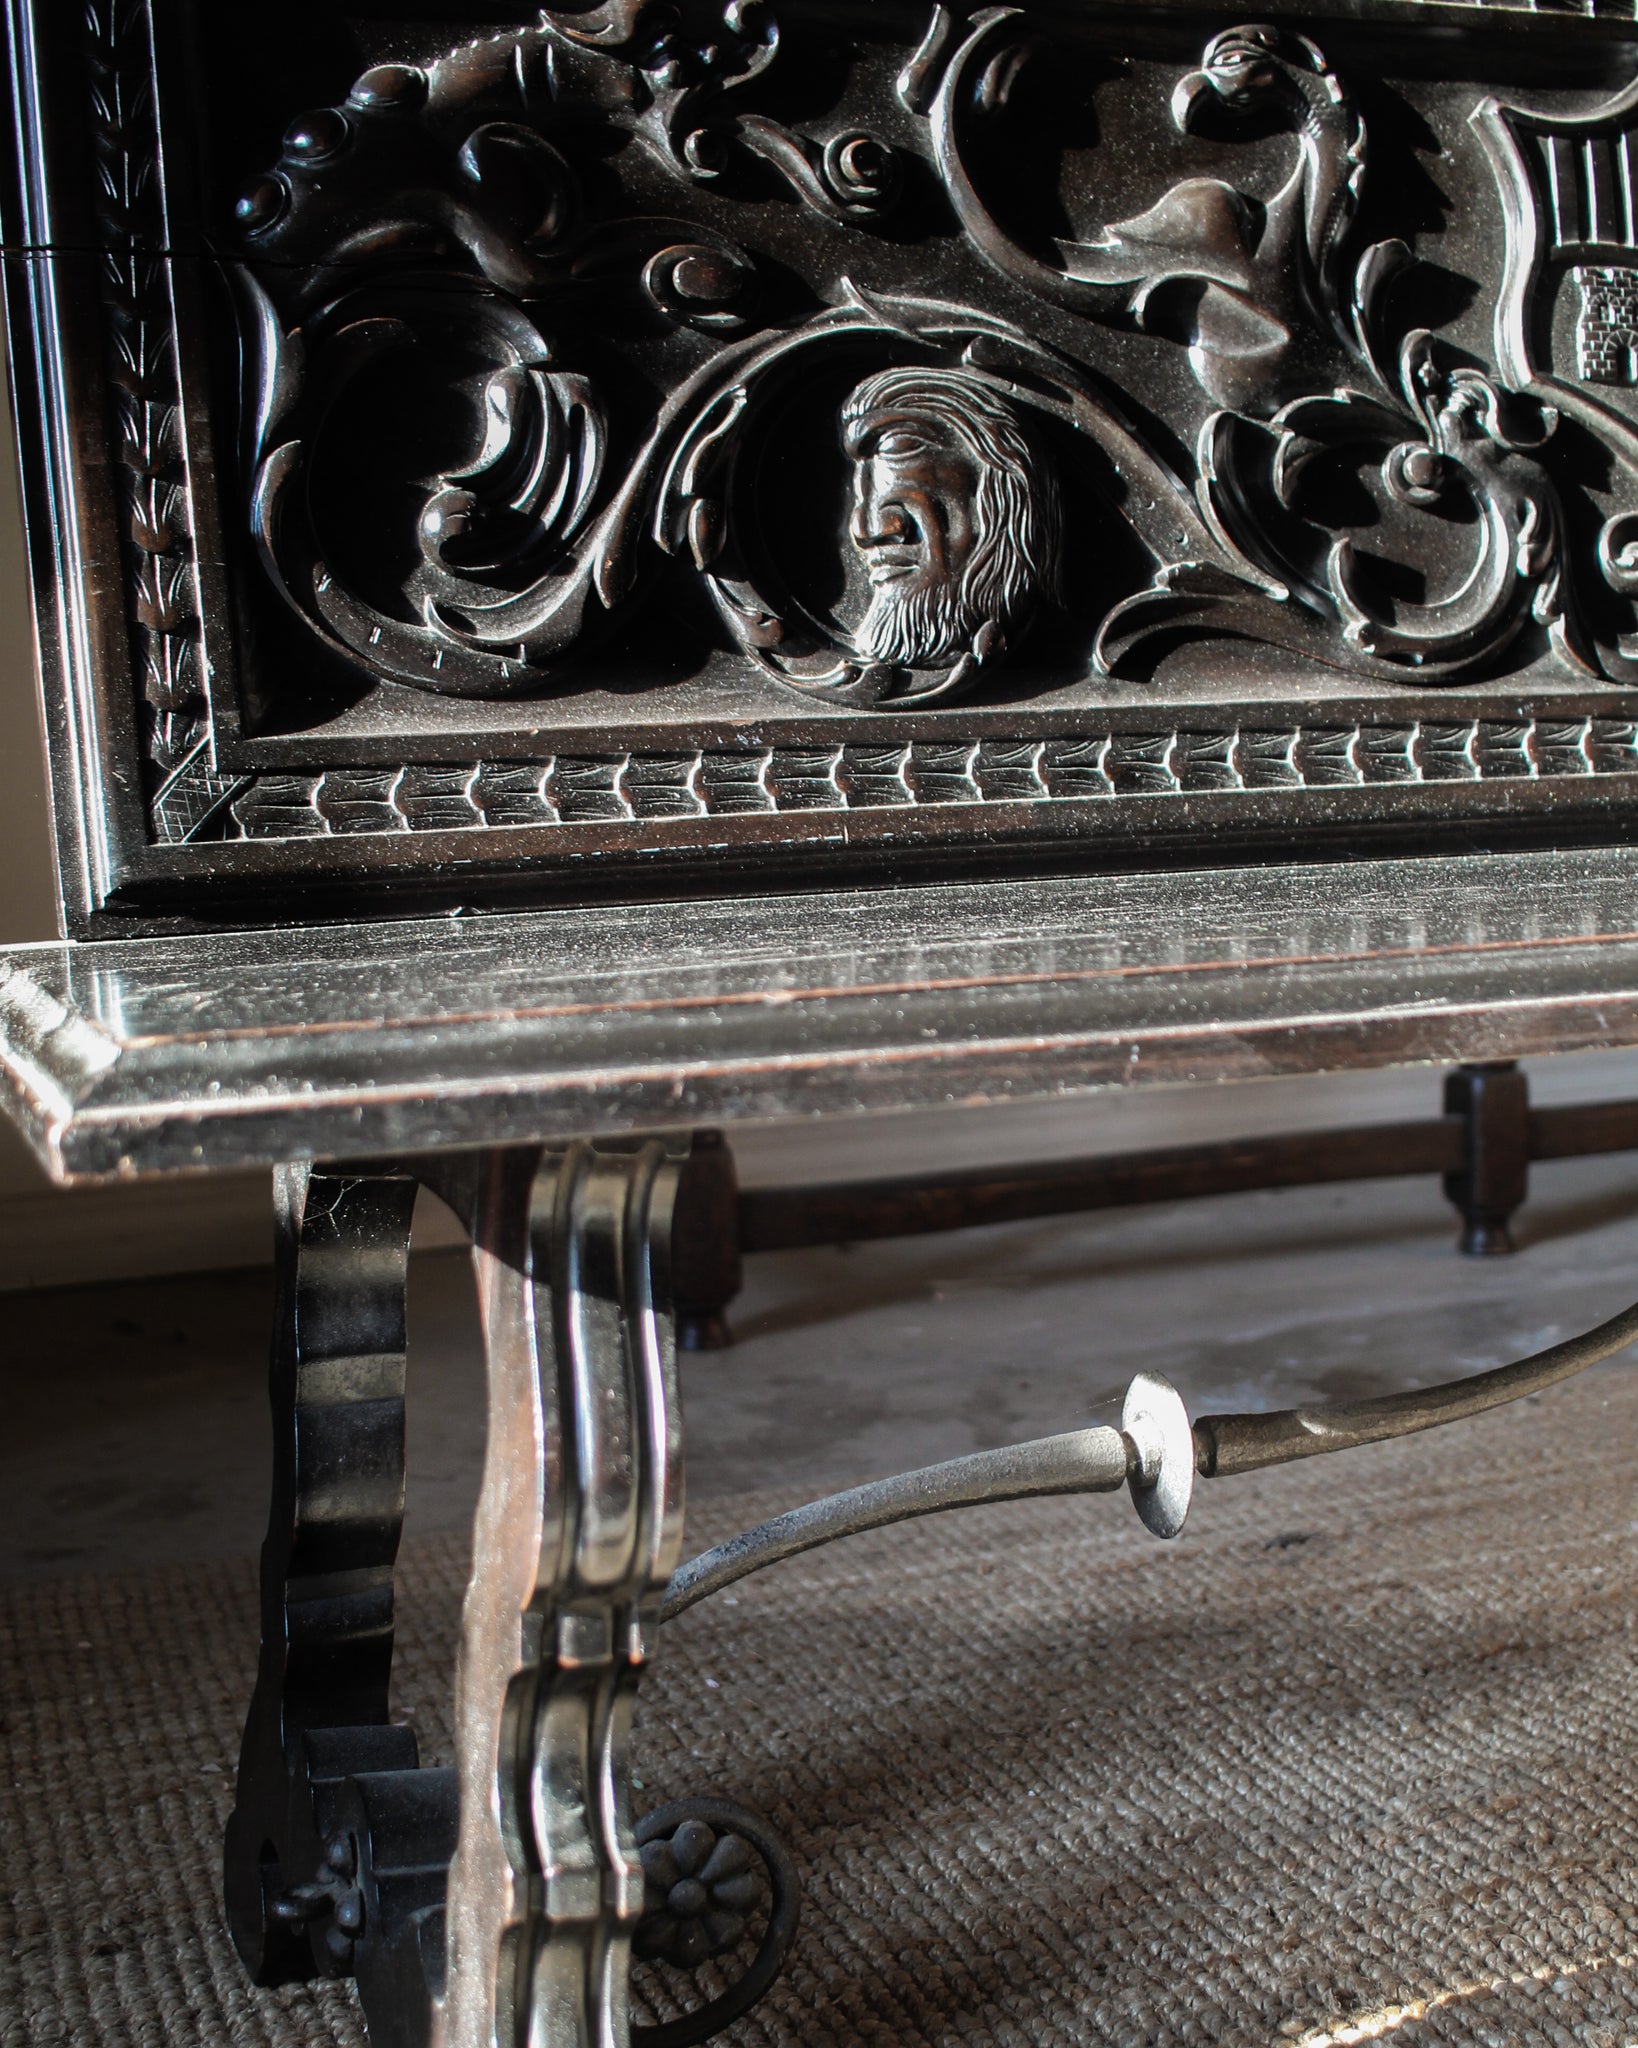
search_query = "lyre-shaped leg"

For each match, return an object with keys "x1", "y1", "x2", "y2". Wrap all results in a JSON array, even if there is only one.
[
  {"x1": 434, "y1": 1139, "x2": 686, "y2": 2048},
  {"x1": 224, "y1": 1142, "x2": 749, "y2": 2048},
  {"x1": 224, "y1": 1163, "x2": 419, "y2": 1983}
]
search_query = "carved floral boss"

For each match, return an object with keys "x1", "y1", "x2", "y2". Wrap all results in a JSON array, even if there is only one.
[{"x1": 231, "y1": 6, "x2": 1638, "y2": 710}]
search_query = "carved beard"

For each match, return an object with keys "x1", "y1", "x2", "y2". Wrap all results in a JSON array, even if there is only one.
[{"x1": 857, "y1": 573, "x2": 982, "y2": 669}]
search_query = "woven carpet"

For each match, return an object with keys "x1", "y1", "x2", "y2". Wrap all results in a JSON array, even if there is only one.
[{"x1": 8, "y1": 1365, "x2": 1638, "y2": 2048}]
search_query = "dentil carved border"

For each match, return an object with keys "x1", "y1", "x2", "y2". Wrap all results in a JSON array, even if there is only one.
[{"x1": 227, "y1": 716, "x2": 1638, "y2": 838}]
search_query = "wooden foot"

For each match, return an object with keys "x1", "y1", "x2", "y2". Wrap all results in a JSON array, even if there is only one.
[{"x1": 1443, "y1": 1062, "x2": 1531, "y2": 1256}]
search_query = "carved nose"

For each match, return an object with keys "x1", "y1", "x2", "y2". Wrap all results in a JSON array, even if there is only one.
[{"x1": 851, "y1": 500, "x2": 909, "y2": 548}]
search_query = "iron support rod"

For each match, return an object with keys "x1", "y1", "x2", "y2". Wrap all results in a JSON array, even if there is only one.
[
  {"x1": 1194, "y1": 1297, "x2": 1638, "y2": 1478},
  {"x1": 661, "y1": 1423, "x2": 1132, "y2": 1620},
  {"x1": 665, "y1": 1301, "x2": 1638, "y2": 1620}
]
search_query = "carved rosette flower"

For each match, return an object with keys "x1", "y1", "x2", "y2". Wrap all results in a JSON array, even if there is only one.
[{"x1": 635, "y1": 1816, "x2": 763, "y2": 1968}]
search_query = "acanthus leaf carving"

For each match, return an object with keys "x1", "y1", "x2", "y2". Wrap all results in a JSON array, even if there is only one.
[
  {"x1": 913, "y1": 7, "x2": 1367, "y2": 414},
  {"x1": 243, "y1": 271, "x2": 614, "y2": 697},
  {"x1": 540, "y1": 0, "x2": 905, "y2": 226},
  {"x1": 1104, "y1": 330, "x2": 1594, "y2": 683},
  {"x1": 218, "y1": 4, "x2": 1638, "y2": 730}
]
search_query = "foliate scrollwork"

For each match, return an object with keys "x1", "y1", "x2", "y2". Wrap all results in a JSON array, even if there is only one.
[
  {"x1": 1104, "y1": 330, "x2": 1592, "y2": 682},
  {"x1": 233, "y1": 27, "x2": 760, "y2": 698},
  {"x1": 1087, "y1": 45, "x2": 1595, "y2": 686},
  {"x1": 219, "y1": 4, "x2": 1638, "y2": 723},
  {"x1": 235, "y1": 45, "x2": 564, "y2": 296},
  {"x1": 542, "y1": 0, "x2": 903, "y2": 225},
  {"x1": 910, "y1": 8, "x2": 1366, "y2": 414},
  {"x1": 244, "y1": 274, "x2": 616, "y2": 697}
]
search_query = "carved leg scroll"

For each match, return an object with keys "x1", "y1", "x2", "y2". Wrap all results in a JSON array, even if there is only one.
[
  {"x1": 224, "y1": 1164, "x2": 420, "y2": 1984},
  {"x1": 435, "y1": 1138, "x2": 687, "y2": 2048}
]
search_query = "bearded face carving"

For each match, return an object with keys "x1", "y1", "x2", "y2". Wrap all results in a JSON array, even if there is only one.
[{"x1": 841, "y1": 368, "x2": 1062, "y2": 672}]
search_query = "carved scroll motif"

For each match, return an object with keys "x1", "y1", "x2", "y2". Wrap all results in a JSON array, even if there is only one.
[
  {"x1": 223, "y1": 5, "x2": 1638, "y2": 718},
  {"x1": 906, "y1": 9, "x2": 1367, "y2": 415}
]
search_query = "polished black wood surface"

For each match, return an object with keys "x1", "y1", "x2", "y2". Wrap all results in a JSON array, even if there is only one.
[{"x1": 4, "y1": 846, "x2": 1638, "y2": 1179}]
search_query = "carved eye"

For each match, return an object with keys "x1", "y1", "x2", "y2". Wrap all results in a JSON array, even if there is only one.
[{"x1": 875, "y1": 430, "x2": 930, "y2": 460}]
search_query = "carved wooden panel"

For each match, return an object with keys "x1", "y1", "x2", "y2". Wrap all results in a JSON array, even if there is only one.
[{"x1": 7, "y1": 0, "x2": 1638, "y2": 927}]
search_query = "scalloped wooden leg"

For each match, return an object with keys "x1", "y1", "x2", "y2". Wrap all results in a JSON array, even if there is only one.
[
  {"x1": 432, "y1": 1140, "x2": 686, "y2": 2048},
  {"x1": 224, "y1": 1163, "x2": 420, "y2": 1985}
]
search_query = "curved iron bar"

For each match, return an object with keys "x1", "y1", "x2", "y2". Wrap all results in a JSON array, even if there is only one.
[
  {"x1": 663, "y1": 1299, "x2": 1638, "y2": 1621},
  {"x1": 661, "y1": 1423, "x2": 1132, "y2": 1620},
  {"x1": 1193, "y1": 1295, "x2": 1638, "y2": 1477}
]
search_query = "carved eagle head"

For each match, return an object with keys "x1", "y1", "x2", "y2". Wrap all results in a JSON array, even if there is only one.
[{"x1": 1172, "y1": 24, "x2": 1327, "y2": 130}]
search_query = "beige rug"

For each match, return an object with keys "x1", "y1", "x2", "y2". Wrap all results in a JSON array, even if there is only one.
[{"x1": 7, "y1": 1364, "x2": 1638, "y2": 2047}]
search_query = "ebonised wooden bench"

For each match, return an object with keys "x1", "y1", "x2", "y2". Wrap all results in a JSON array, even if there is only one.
[{"x1": 7, "y1": 4, "x2": 1638, "y2": 2042}]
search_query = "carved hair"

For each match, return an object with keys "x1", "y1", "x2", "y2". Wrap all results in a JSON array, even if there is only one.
[{"x1": 841, "y1": 367, "x2": 1061, "y2": 667}]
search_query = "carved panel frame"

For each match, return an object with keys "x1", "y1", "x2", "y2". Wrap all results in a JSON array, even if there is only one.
[{"x1": 9, "y1": 0, "x2": 1638, "y2": 933}]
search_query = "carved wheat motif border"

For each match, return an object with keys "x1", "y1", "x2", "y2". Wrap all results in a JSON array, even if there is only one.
[{"x1": 83, "y1": 0, "x2": 247, "y2": 844}]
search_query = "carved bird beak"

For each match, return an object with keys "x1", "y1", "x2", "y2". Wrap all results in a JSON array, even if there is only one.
[{"x1": 1171, "y1": 69, "x2": 1211, "y2": 133}]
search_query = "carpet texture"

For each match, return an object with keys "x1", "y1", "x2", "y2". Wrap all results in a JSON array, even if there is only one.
[{"x1": 7, "y1": 1364, "x2": 1638, "y2": 2048}]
